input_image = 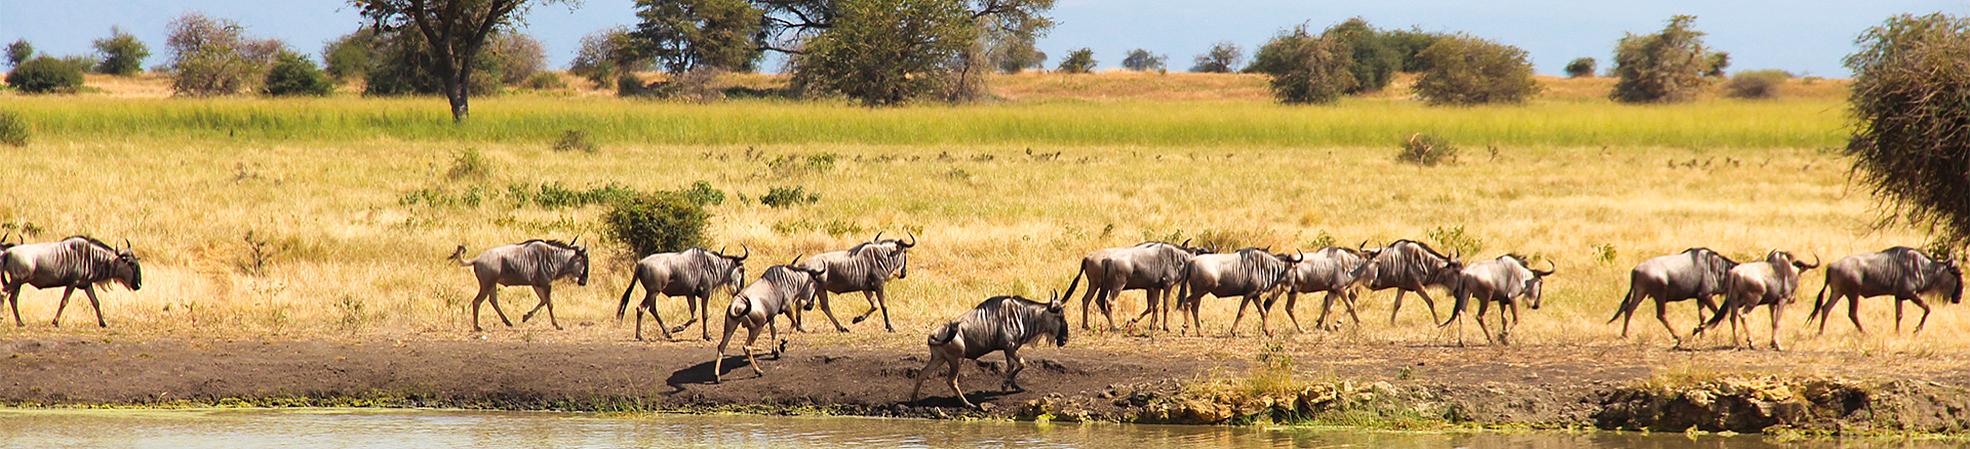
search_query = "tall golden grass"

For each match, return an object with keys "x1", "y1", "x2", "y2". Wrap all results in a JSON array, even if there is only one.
[{"x1": 0, "y1": 73, "x2": 1952, "y2": 357}]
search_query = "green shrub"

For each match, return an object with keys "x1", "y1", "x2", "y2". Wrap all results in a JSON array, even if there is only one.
[
  {"x1": 0, "y1": 111, "x2": 27, "y2": 146},
  {"x1": 1426, "y1": 225, "x2": 1484, "y2": 258},
  {"x1": 1565, "y1": 57, "x2": 1596, "y2": 78},
  {"x1": 166, "y1": 13, "x2": 283, "y2": 96},
  {"x1": 321, "y1": 30, "x2": 374, "y2": 81},
  {"x1": 605, "y1": 192, "x2": 709, "y2": 257},
  {"x1": 569, "y1": 27, "x2": 643, "y2": 89},
  {"x1": 1189, "y1": 42, "x2": 1241, "y2": 73},
  {"x1": 1251, "y1": 25, "x2": 1353, "y2": 104},
  {"x1": 525, "y1": 72, "x2": 566, "y2": 90},
  {"x1": 1413, "y1": 34, "x2": 1539, "y2": 105},
  {"x1": 1057, "y1": 48, "x2": 1095, "y2": 73},
  {"x1": 760, "y1": 186, "x2": 820, "y2": 208},
  {"x1": 1121, "y1": 49, "x2": 1165, "y2": 72},
  {"x1": 92, "y1": 27, "x2": 150, "y2": 76},
  {"x1": 787, "y1": 0, "x2": 977, "y2": 106},
  {"x1": 4, "y1": 56, "x2": 84, "y2": 94},
  {"x1": 1723, "y1": 69, "x2": 1790, "y2": 99},
  {"x1": 446, "y1": 148, "x2": 493, "y2": 181},
  {"x1": 262, "y1": 51, "x2": 334, "y2": 96},
  {"x1": 680, "y1": 180, "x2": 725, "y2": 206},
  {"x1": 1612, "y1": 15, "x2": 1727, "y2": 103},
  {"x1": 551, "y1": 129, "x2": 597, "y2": 153},
  {"x1": 1323, "y1": 18, "x2": 1400, "y2": 94},
  {"x1": 1381, "y1": 28, "x2": 1441, "y2": 72},
  {"x1": 1843, "y1": 13, "x2": 1970, "y2": 245},
  {"x1": 1397, "y1": 133, "x2": 1458, "y2": 166}
]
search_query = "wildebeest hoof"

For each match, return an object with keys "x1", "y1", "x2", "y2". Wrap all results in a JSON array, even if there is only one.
[
  {"x1": 669, "y1": 325, "x2": 688, "y2": 334},
  {"x1": 835, "y1": 327, "x2": 851, "y2": 333},
  {"x1": 777, "y1": 339, "x2": 789, "y2": 355},
  {"x1": 851, "y1": 316, "x2": 868, "y2": 324}
]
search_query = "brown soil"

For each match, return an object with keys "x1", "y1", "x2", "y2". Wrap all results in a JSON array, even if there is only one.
[{"x1": 4, "y1": 331, "x2": 1968, "y2": 433}]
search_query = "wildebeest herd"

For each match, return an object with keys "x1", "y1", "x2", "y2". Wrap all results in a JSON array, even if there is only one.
[{"x1": 0, "y1": 230, "x2": 1961, "y2": 407}]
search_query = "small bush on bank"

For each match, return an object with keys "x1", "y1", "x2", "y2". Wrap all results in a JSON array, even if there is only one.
[
  {"x1": 447, "y1": 148, "x2": 493, "y2": 181},
  {"x1": 4, "y1": 56, "x2": 84, "y2": 94},
  {"x1": 605, "y1": 192, "x2": 708, "y2": 257},
  {"x1": 1565, "y1": 57, "x2": 1597, "y2": 78},
  {"x1": 760, "y1": 186, "x2": 820, "y2": 208},
  {"x1": 1057, "y1": 48, "x2": 1095, "y2": 73},
  {"x1": 0, "y1": 111, "x2": 28, "y2": 146},
  {"x1": 1250, "y1": 26, "x2": 1354, "y2": 104},
  {"x1": 262, "y1": 51, "x2": 334, "y2": 96},
  {"x1": 1413, "y1": 34, "x2": 1539, "y2": 105},
  {"x1": 1724, "y1": 69, "x2": 1791, "y2": 99},
  {"x1": 552, "y1": 129, "x2": 597, "y2": 153}
]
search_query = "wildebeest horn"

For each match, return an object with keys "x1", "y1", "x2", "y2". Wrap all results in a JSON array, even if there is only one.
[
  {"x1": 1799, "y1": 254, "x2": 1821, "y2": 269},
  {"x1": 1532, "y1": 260, "x2": 1556, "y2": 276},
  {"x1": 1356, "y1": 240, "x2": 1368, "y2": 250},
  {"x1": 788, "y1": 254, "x2": 802, "y2": 267},
  {"x1": 123, "y1": 238, "x2": 133, "y2": 253},
  {"x1": 738, "y1": 244, "x2": 750, "y2": 261},
  {"x1": 873, "y1": 231, "x2": 884, "y2": 242},
  {"x1": 1180, "y1": 238, "x2": 1192, "y2": 247},
  {"x1": 904, "y1": 232, "x2": 917, "y2": 248}
]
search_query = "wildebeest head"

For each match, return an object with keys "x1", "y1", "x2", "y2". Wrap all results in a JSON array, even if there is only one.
[
  {"x1": 112, "y1": 239, "x2": 142, "y2": 291},
  {"x1": 717, "y1": 245, "x2": 751, "y2": 294},
  {"x1": 1939, "y1": 257, "x2": 1963, "y2": 304},
  {"x1": 1043, "y1": 289, "x2": 1069, "y2": 347},
  {"x1": 0, "y1": 230, "x2": 19, "y2": 251},
  {"x1": 1176, "y1": 238, "x2": 1212, "y2": 256},
  {"x1": 783, "y1": 255, "x2": 827, "y2": 310},
  {"x1": 861, "y1": 232, "x2": 916, "y2": 279},
  {"x1": 1520, "y1": 257, "x2": 1556, "y2": 310},
  {"x1": 565, "y1": 238, "x2": 591, "y2": 286}
]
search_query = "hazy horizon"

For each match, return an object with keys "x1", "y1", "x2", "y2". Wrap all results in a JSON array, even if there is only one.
[{"x1": 2, "y1": 0, "x2": 1964, "y2": 77}]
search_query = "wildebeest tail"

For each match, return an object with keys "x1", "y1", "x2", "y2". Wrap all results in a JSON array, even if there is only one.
[
  {"x1": 727, "y1": 295, "x2": 751, "y2": 319},
  {"x1": 1806, "y1": 281, "x2": 1832, "y2": 325},
  {"x1": 448, "y1": 245, "x2": 470, "y2": 266},
  {"x1": 1070, "y1": 262, "x2": 1090, "y2": 306},
  {"x1": 927, "y1": 321, "x2": 959, "y2": 346},
  {"x1": 1175, "y1": 263, "x2": 1192, "y2": 311},
  {"x1": 1606, "y1": 284, "x2": 1638, "y2": 324},
  {"x1": 616, "y1": 275, "x2": 639, "y2": 321},
  {"x1": 1438, "y1": 278, "x2": 1468, "y2": 328}
]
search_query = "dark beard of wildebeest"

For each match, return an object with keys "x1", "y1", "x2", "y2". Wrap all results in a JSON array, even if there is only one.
[
  {"x1": 801, "y1": 232, "x2": 914, "y2": 333},
  {"x1": 0, "y1": 236, "x2": 141, "y2": 327},
  {"x1": 449, "y1": 238, "x2": 590, "y2": 332},
  {"x1": 714, "y1": 256, "x2": 826, "y2": 383},
  {"x1": 1063, "y1": 239, "x2": 1210, "y2": 332},
  {"x1": 1174, "y1": 248, "x2": 1305, "y2": 337},
  {"x1": 1691, "y1": 250, "x2": 1819, "y2": 351},
  {"x1": 910, "y1": 284, "x2": 1072, "y2": 409},
  {"x1": 1441, "y1": 254, "x2": 1555, "y2": 346},
  {"x1": 1809, "y1": 246, "x2": 1963, "y2": 336},
  {"x1": 616, "y1": 246, "x2": 748, "y2": 341},
  {"x1": 1608, "y1": 248, "x2": 1736, "y2": 345},
  {"x1": 1346, "y1": 239, "x2": 1463, "y2": 325},
  {"x1": 1260, "y1": 246, "x2": 1373, "y2": 333}
]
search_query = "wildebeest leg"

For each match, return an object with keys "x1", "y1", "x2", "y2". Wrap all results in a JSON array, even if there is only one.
[
  {"x1": 1768, "y1": 302, "x2": 1784, "y2": 351},
  {"x1": 1002, "y1": 348, "x2": 1026, "y2": 392},
  {"x1": 51, "y1": 286, "x2": 76, "y2": 327},
  {"x1": 909, "y1": 350, "x2": 943, "y2": 402},
  {"x1": 1125, "y1": 288, "x2": 1157, "y2": 331},
  {"x1": 1655, "y1": 298, "x2": 1684, "y2": 347},
  {"x1": 699, "y1": 295, "x2": 715, "y2": 340},
  {"x1": 769, "y1": 319, "x2": 785, "y2": 359},
  {"x1": 1342, "y1": 290, "x2": 1362, "y2": 329},
  {"x1": 742, "y1": 322, "x2": 764, "y2": 377},
  {"x1": 82, "y1": 286, "x2": 107, "y2": 328},
  {"x1": 1841, "y1": 293, "x2": 1866, "y2": 335},
  {"x1": 873, "y1": 288, "x2": 896, "y2": 332},
  {"x1": 946, "y1": 354, "x2": 973, "y2": 408},
  {"x1": 1909, "y1": 296, "x2": 1932, "y2": 335},
  {"x1": 1501, "y1": 301, "x2": 1519, "y2": 346},
  {"x1": 1389, "y1": 290, "x2": 1407, "y2": 325},
  {"x1": 5, "y1": 283, "x2": 22, "y2": 326},
  {"x1": 1099, "y1": 288, "x2": 1120, "y2": 331},
  {"x1": 485, "y1": 289, "x2": 516, "y2": 328},
  {"x1": 1413, "y1": 287, "x2": 1444, "y2": 323},
  {"x1": 817, "y1": 290, "x2": 850, "y2": 333},
  {"x1": 1079, "y1": 282, "x2": 1101, "y2": 330},
  {"x1": 521, "y1": 285, "x2": 560, "y2": 329},
  {"x1": 712, "y1": 314, "x2": 743, "y2": 383},
  {"x1": 1228, "y1": 295, "x2": 1253, "y2": 337},
  {"x1": 851, "y1": 291, "x2": 881, "y2": 324},
  {"x1": 1894, "y1": 297, "x2": 1906, "y2": 335},
  {"x1": 469, "y1": 286, "x2": 491, "y2": 332}
]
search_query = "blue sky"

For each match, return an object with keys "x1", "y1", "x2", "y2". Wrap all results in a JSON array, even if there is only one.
[{"x1": 3, "y1": 0, "x2": 1965, "y2": 76}]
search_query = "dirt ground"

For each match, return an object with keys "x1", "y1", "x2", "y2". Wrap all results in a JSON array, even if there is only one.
[{"x1": 4, "y1": 325, "x2": 1968, "y2": 429}]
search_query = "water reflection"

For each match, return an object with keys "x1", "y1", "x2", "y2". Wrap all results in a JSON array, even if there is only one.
[{"x1": 0, "y1": 408, "x2": 1954, "y2": 449}]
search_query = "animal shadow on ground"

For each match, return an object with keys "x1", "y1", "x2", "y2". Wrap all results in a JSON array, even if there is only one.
[{"x1": 664, "y1": 354, "x2": 785, "y2": 393}]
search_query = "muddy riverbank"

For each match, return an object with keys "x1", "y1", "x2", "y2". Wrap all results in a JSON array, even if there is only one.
[{"x1": 3, "y1": 336, "x2": 1968, "y2": 435}]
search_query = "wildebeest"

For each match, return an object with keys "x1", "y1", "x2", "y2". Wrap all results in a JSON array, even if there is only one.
[
  {"x1": 1440, "y1": 255, "x2": 1555, "y2": 346},
  {"x1": 802, "y1": 232, "x2": 915, "y2": 333},
  {"x1": 1066, "y1": 239, "x2": 1209, "y2": 332},
  {"x1": 713, "y1": 256, "x2": 827, "y2": 383},
  {"x1": 1348, "y1": 240, "x2": 1464, "y2": 325},
  {"x1": 909, "y1": 285, "x2": 1072, "y2": 409},
  {"x1": 1260, "y1": 246, "x2": 1373, "y2": 333},
  {"x1": 1691, "y1": 250, "x2": 1819, "y2": 350},
  {"x1": 616, "y1": 246, "x2": 749, "y2": 341},
  {"x1": 449, "y1": 239, "x2": 591, "y2": 332},
  {"x1": 0, "y1": 236, "x2": 142, "y2": 327},
  {"x1": 1174, "y1": 248, "x2": 1304, "y2": 336},
  {"x1": 1809, "y1": 247, "x2": 1962, "y2": 336},
  {"x1": 1608, "y1": 248, "x2": 1736, "y2": 344}
]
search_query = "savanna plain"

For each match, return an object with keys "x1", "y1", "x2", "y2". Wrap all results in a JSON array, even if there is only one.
[{"x1": 3, "y1": 73, "x2": 1967, "y2": 435}]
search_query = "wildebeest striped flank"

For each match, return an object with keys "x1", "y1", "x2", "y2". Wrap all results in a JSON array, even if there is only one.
[
  {"x1": 1609, "y1": 247, "x2": 1735, "y2": 345},
  {"x1": 449, "y1": 239, "x2": 590, "y2": 332},
  {"x1": 714, "y1": 256, "x2": 826, "y2": 382},
  {"x1": 1692, "y1": 250, "x2": 1819, "y2": 350},
  {"x1": 1067, "y1": 239, "x2": 1209, "y2": 332},
  {"x1": 1348, "y1": 239, "x2": 1463, "y2": 325},
  {"x1": 1175, "y1": 248, "x2": 1304, "y2": 336},
  {"x1": 1441, "y1": 254, "x2": 1555, "y2": 346},
  {"x1": 0, "y1": 236, "x2": 142, "y2": 327},
  {"x1": 1262, "y1": 246, "x2": 1372, "y2": 333}
]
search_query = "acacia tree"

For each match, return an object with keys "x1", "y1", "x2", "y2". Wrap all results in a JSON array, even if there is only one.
[
  {"x1": 352, "y1": 0, "x2": 568, "y2": 122},
  {"x1": 631, "y1": 0, "x2": 763, "y2": 74},
  {"x1": 1844, "y1": 13, "x2": 1970, "y2": 247},
  {"x1": 1610, "y1": 15, "x2": 1726, "y2": 103},
  {"x1": 1190, "y1": 41, "x2": 1241, "y2": 73}
]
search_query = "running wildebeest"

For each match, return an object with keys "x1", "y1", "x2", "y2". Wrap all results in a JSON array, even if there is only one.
[
  {"x1": 1348, "y1": 239, "x2": 1464, "y2": 325},
  {"x1": 616, "y1": 246, "x2": 749, "y2": 341},
  {"x1": 909, "y1": 285, "x2": 1072, "y2": 409},
  {"x1": 1440, "y1": 255, "x2": 1556, "y2": 346},
  {"x1": 1608, "y1": 248, "x2": 1735, "y2": 345},
  {"x1": 1260, "y1": 245, "x2": 1374, "y2": 333},
  {"x1": 802, "y1": 232, "x2": 915, "y2": 333},
  {"x1": 1692, "y1": 250, "x2": 1819, "y2": 350},
  {"x1": 1809, "y1": 247, "x2": 1962, "y2": 336},
  {"x1": 1174, "y1": 248, "x2": 1304, "y2": 336},
  {"x1": 1066, "y1": 239, "x2": 1209, "y2": 332},
  {"x1": 0, "y1": 236, "x2": 142, "y2": 327},
  {"x1": 713, "y1": 256, "x2": 827, "y2": 383},
  {"x1": 449, "y1": 238, "x2": 591, "y2": 332}
]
